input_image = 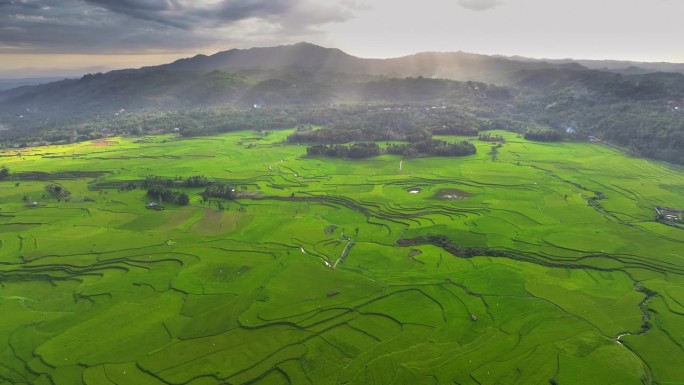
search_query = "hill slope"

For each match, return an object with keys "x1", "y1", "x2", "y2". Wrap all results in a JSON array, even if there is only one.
[
  {"x1": 0, "y1": 43, "x2": 683, "y2": 165},
  {"x1": 0, "y1": 42, "x2": 581, "y2": 112}
]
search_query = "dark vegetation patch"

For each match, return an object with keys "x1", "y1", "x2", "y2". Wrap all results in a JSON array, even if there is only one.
[
  {"x1": 44, "y1": 183, "x2": 71, "y2": 201},
  {"x1": 306, "y1": 140, "x2": 476, "y2": 159},
  {"x1": 146, "y1": 185, "x2": 189, "y2": 206},
  {"x1": 324, "y1": 225, "x2": 338, "y2": 236},
  {"x1": 386, "y1": 139, "x2": 476, "y2": 158},
  {"x1": 13, "y1": 171, "x2": 109, "y2": 180},
  {"x1": 397, "y1": 234, "x2": 684, "y2": 276},
  {"x1": 431, "y1": 188, "x2": 472, "y2": 200},
  {"x1": 306, "y1": 142, "x2": 380, "y2": 159}
]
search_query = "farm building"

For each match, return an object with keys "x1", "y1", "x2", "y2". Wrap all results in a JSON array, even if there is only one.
[
  {"x1": 146, "y1": 202, "x2": 164, "y2": 210},
  {"x1": 655, "y1": 206, "x2": 683, "y2": 222}
]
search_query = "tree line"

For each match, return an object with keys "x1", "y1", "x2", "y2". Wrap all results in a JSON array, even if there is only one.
[
  {"x1": 146, "y1": 185, "x2": 189, "y2": 206},
  {"x1": 307, "y1": 140, "x2": 476, "y2": 159}
]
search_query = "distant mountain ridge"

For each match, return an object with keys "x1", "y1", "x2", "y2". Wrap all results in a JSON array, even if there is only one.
[
  {"x1": 142, "y1": 42, "x2": 586, "y2": 84},
  {"x1": 1, "y1": 42, "x2": 683, "y2": 114},
  {"x1": 0, "y1": 42, "x2": 584, "y2": 111},
  {"x1": 148, "y1": 42, "x2": 684, "y2": 80},
  {"x1": 157, "y1": 43, "x2": 359, "y2": 73},
  {"x1": 502, "y1": 55, "x2": 684, "y2": 75},
  {"x1": 0, "y1": 77, "x2": 72, "y2": 91}
]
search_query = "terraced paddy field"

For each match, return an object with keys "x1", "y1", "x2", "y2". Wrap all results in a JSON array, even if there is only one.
[{"x1": 0, "y1": 130, "x2": 683, "y2": 385}]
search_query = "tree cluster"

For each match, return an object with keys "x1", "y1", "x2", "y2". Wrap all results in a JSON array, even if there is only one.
[
  {"x1": 306, "y1": 143, "x2": 381, "y2": 158},
  {"x1": 184, "y1": 175, "x2": 211, "y2": 187},
  {"x1": 143, "y1": 175, "x2": 174, "y2": 188},
  {"x1": 287, "y1": 106, "x2": 481, "y2": 144},
  {"x1": 147, "y1": 185, "x2": 189, "y2": 206},
  {"x1": 306, "y1": 139, "x2": 476, "y2": 159},
  {"x1": 524, "y1": 128, "x2": 565, "y2": 142},
  {"x1": 386, "y1": 140, "x2": 476, "y2": 158},
  {"x1": 44, "y1": 183, "x2": 71, "y2": 201},
  {"x1": 200, "y1": 183, "x2": 237, "y2": 200},
  {"x1": 478, "y1": 133, "x2": 505, "y2": 142}
]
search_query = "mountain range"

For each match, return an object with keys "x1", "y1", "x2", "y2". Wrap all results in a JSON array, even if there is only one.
[
  {"x1": 2, "y1": 42, "x2": 683, "y2": 114},
  {"x1": 6, "y1": 42, "x2": 684, "y2": 87},
  {"x1": 148, "y1": 42, "x2": 582, "y2": 83},
  {"x1": 0, "y1": 42, "x2": 683, "y2": 166}
]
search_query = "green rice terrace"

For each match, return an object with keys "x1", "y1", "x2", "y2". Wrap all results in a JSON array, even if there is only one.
[{"x1": 1, "y1": 129, "x2": 683, "y2": 385}]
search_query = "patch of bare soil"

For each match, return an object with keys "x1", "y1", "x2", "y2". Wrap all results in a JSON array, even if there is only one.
[
  {"x1": 432, "y1": 188, "x2": 472, "y2": 200},
  {"x1": 90, "y1": 140, "x2": 119, "y2": 147}
]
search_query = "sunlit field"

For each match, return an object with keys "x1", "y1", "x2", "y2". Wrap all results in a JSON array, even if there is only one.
[{"x1": 1, "y1": 130, "x2": 683, "y2": 385}]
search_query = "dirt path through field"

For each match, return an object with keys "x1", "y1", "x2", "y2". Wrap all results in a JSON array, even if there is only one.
[{"x1": 269, "y1": 159, "x2": 284, "y2": 171}]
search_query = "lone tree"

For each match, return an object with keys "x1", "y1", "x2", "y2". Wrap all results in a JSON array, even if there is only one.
[
  {"x1": 44, "y1": 183, "x2": 71, "y2": 202},
  {"x1": 0, "y1": 166, "x2": 9, "y2": 180}
]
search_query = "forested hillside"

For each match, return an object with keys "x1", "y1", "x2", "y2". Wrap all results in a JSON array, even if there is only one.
[{"x1": 0, "y1": 43, "x2": 682, "y2": 164}]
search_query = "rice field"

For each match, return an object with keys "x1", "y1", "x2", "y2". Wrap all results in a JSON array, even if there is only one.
[{"x1": 0, "y1": 130, "x2": 683, "y2": 384}]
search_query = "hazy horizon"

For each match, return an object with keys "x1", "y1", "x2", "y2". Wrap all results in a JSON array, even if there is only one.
[{"x1": 1, "y1": 0, "x2": 683, "y2": 78}]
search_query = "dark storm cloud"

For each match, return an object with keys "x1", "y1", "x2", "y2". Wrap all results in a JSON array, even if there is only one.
[
  {"x1": 82, "y1": 0, "x2": 188, "y2": 28},
  {"x1": 0, "y1": 0, "x2": 41, "y2": 9},
  {"x1": 209, "y1": 0, "x2": 291, "y2": 20},
  {"x1": 0, "y1": 0, "x2": 359, "y2": 53},
  {"x1": 86, "y1": 0, "x2": 178, "y2": 12}
]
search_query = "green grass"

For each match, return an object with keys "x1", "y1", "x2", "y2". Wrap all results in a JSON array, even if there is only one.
[{"x1": 0, "y1": 130, "x2": 682, "y2": 384}]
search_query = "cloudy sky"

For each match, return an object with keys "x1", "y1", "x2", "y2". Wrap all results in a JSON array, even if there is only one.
[{"x1": 1, "y1": 0, "x2": 682, "y2": 77}]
